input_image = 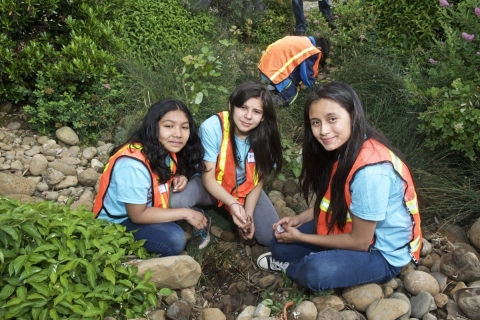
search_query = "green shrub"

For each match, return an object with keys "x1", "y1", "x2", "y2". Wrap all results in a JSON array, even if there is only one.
[
  {"x1": 22, "y1": 72, "x2": 125, "y2": 144},
  {"x1": 119, "y1": 0, "x2": 215, "y2": 70},
  {"x1": 0, "y1": 0, "x2": 123, "y2": 103},
  {"x1": 406, "y1": 0, "x2": 480, "y2": 160},
  {"x1": 365, "y1": 0, "x2": 443, "y2": 58},
  {"x1": 0, "y1": 197, "x2": 157, "y2": 320}
]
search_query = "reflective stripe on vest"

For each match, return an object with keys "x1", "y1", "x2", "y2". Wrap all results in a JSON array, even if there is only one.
[
  {"x1": 214, "y1": 111, "x2": 258, "y2": 207},
  {"x1": 258, "y1": 36, "x2": 322, "y2": 84},
  {"x1": 317, "y1": 139, "x2": 422, "y2": 263},
  {"x1": 93, "y1": 143, "x2": 177, "y2": 218}
]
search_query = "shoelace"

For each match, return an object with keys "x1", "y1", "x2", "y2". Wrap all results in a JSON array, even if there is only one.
[{"x1": 270, "y1": 257, "x2": 289, "y2": 270}]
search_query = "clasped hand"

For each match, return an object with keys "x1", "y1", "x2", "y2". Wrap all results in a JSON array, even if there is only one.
[
  {"x1": 172, "y1": 175, "x2": 188, "y2": 192},
  {"x1": 230, "y1": 203, "x2": 254, "y2": 240},
  {"x1": 273, "y1": 217, "x2": 302, "y2": 242}
]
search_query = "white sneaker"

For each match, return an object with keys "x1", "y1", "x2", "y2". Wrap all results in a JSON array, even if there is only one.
[{"x1": 257, "y1": 252, "x2": 289, "y2": 272}]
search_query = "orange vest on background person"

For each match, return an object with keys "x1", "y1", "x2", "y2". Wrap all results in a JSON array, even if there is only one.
[
  {"x1": 317, "y1": 139, "x2": 423, "y2": 263},
  {"x1": 258, "y1": 36, "x2": 322, "y2": 85},
  {"x1": 93, "y1": 143, "x2": 177, "y2": 218},
  {"x1": 215, "y1": 111, "x2": 259, "y2": 209}
]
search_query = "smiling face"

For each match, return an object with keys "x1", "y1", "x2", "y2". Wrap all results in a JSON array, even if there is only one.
[
  {"x1": 230, "y1": 97, "x2": 264, "y2": 139},
  {"x1": 157, "y1": 109, "x2": 190, "y2": 153},
  {"x1": 309, "y1": 98, "x2": 352, "y2": 151}
]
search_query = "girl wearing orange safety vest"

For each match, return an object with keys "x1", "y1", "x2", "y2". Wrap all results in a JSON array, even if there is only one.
[
  {"x1": 199, "y1": 81, "x2": 283, "y2": 246},
  {"x1": 257, "y1": 82, "x2": 422, "y2": 292},
  {"x1": 94, "y1": 99, "x2": 211, "y2": 256}
]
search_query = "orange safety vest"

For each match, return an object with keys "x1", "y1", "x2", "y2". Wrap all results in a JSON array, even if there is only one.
[
  {"x1": 93, "y1": 143, "x2": 177, "y2": 218},
  {"x1": 215, "y1": 111, "x2": 259, "y2": 208},
  {"x1": 317, "y1": 139, "x2": 422, "y2": 263},
  {"x1": 258, "y1": 36, "x2": 322, "y2": 85}
]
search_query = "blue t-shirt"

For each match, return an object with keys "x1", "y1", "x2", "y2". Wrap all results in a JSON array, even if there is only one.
[
  {"x1": 349, "y1": 163, "x2": 413, "y2": 267},
  {"x1": 96, "y1": 157, "x2": 171, "y2": 224},
  {"x1": 199, "y1": 114, "x2": 249, "y2": 184}
]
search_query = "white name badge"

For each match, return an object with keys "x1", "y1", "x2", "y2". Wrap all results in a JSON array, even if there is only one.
[
  {"x1": 158, "y1": 183, "x2": 168, "y2": 194},
  {"x1": 247, "y1": 152, "x2": 255, "y2": 163}
]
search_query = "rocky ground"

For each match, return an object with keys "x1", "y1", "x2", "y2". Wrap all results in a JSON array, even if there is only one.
[{"x1": 1, "y1": 108, "x2": 480, "y2": 319}]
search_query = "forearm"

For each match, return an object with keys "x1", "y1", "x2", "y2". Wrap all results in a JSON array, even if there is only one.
[
  {"x1": 127, "y1": 205, "x2": 189, "y2": 224},
  {"x1": 244, "y1": 181, "x2": 263, "y2": 216},
  {"x1": 201, "y1": 173, "x2": 238, "y2": 207}
]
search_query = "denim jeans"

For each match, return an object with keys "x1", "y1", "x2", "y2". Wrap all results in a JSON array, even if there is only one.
[
  {"x1": 292, "y1": 0, "x2": 306, "y2": 32},
  {"x1": 121, "y1": 219, "x2": 186, "y2": 256},
  {"x1": 318, "y1": 0, "x2": 332, "y2": 17},
  {"x1": 270, "y1": 221, "x2": 404, "y2": 292}
]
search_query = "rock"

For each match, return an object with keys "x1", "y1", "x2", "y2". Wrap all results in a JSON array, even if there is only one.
[
  {"x1": 56, "y1": 127, "x2": 79, "y2": 145},
  {"x1": 165, "y1": 300, "x2": 191, "y2": 320},
  {"x1": 0, "y1": 172, "x2": 36, "y2": 196},
  {"x1": 365, "y1": 298, "x2": 410, "y2": 320},
  {"x1": 403, "y1": 271, "x2": 440, "y2": 296},
  {"x1": 311, "y1": 295, "x2": 344, "y2": 311},
  {"x1": 43, "y1": 168, "x2": 65, "y2": 186},
  {"x1": 440, "y1": 248, "x2": 480, "y2": 282},
  {"x1": 56, "y1": 176, "x2": 78, "y2": 189},
  {"x1": 133, "y1": 256, "x2": 201, "y2": 289},
  {"x1": 180, "y1": 287, "x2": 196, "y2": 305},
  {"x1": 389, "y1": 292, "x2": 411, "y2": 318},
  {"x1": 410, "y1": 291, "x2": 436, "y2": 318},
  {"x1": 253, "y1": 303, "x2": 271, "y2": 317},
  {"x1": 434, "y1": 293, "x2": 448, "y2": 308},
  {"x1": 421, "y1": 238, "x2": 433, "y2": 257},
  {"x1": 439, "y1": 224, "x2": 470, "y2": 244},
  {"x1": 342, "y1": 283, "x2": 383, "y2": 312},
  {"x1": 0, "y1": 101, "x2": 13, "y2": 113},
  {"x1": 453, "y1": 242, "x2": 480, "y2": 260},
  {"x1": 282, "y1": 179, "x2": 299, "y2": 196},
  {"x1": 270, "y1": 179, "x2": 284, "y2": 192},
  {"x1": 258, "y1": 275, "x2": 276, "y2": 288},
  {"x1": 77, "y1": 168, "x2": 99, "y2": 187},
  {"x1": 455, "y1": 287, "x2": 480, "y2": 320},
  {"x1": 82, "y1": 146, "x2": 97, "y2": 160},
  {"x1": 7, "y1": 122, "x2": 21, "y2": 130},
  {"x1": 29, "y1": 154, "x2": 48, "y2": 176},
  {"x1": 288, "y1": 300, "x2": 316, "y2": 320},
  {"x1": 467, "y1": 218, "x2": 480, "y2": 251},
  {"x1": 47, "y1": 161, "x2": 77, "y2": 176},
  {"x1": 236, "y1": 306, "x2": 255, "y2": 320},
  {"x1": 200, "y1": 308, "x2": 225, "y2": 320},
  {"x1": 316, "y1": 307, "x2": 344, "y2": 320}
]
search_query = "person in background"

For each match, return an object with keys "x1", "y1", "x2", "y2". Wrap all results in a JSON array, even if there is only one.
[
  {"x1": 199, "y1": 81, "x2": 283, "y2": 246},
  {"x1": 257, "y1": 81, "x2": 422, "y2": 292},
  {"x1": 292, "y1": 0, "x2": 307, "y2": 36},
  {"x1": 258, "y1": 35, "x2": 330, "y2": 106},
  {"x1": 94, "y1": 99, "x2": 212, "y2": 256},
  {"x1": 318, "y1": 0, "x2": 335, "y2": 30}
]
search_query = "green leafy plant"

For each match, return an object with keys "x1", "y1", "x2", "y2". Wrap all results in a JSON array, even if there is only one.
[
  {"x1": 177, "y1": 40, "x2": 235, "y2": 112},
  {"x1": 0, "y1": 0, "x2": 123, "y2": 103},
  {"x1": 119, "y1": 0, "x2": 215, "y2": 70},
  {"x1": 280, "y1": 137, "x2": 303, "y2": 179},
  {"x1": 23, "y1": 72, "x2": 125, "y2": 144},
  {"x1": 417, "y1": 78, "x2": 480, "y2": 161},
  {"x1": 0, "y1": 197, "x2": 157, "y2": 320}
]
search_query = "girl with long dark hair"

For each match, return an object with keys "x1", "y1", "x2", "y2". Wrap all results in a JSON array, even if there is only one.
[
  {"x1": 94, "y1": 99, "x2": 211, "y2": 256},
  {"x1": 257, "y1": 82, "x2": 422, "y2": 291},
  {"x1": 199, "y1": 81, "x2": 283, "y2": 246}
]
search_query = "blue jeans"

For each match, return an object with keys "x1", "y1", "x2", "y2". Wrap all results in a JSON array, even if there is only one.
[
  {"x1": 270, "y1": 221, "x2": 403, "y2": 292},
  {"x1": 121, "y1": 219, "x2": 186, "y2": 256},
  {"x1": 292, "y1": 0, "x2": 306, "y2": 32},
  {"x1": 318, "y1": 0, "x2": 332, "y2": 17}
]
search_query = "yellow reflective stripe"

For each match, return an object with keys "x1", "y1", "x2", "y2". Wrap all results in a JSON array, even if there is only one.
[
  {"x1": 269, "y1": 47, "x2": 319, "y2": 82},
  {"x1": 410, "y1": 236, "x2": 421, "y2": 252},
  {"x1": 389, "y1": 150, "x2": 403, "y2": 176},
  {"x1": 406, "y1": 197, "x2": 419, "y2": 215},
  {"x1": 320, "y1": 196, "x2": 329, "y2": 212},
  {"x1": 346, "y1": 211, "x2": 352, "y2": 222},
  {"x1": 217, "y1": 112, "x2": 230, "y2": 184},
  {"x1": 253, "y1": 171, "x2": 259, "y2": 185}
]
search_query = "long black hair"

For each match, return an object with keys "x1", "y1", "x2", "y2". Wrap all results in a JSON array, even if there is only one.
[
  {"x1": 111, "y1": 99, "x2": 206, "y2": 183},
  {"x1": 228, "y1": 81, "x2": 282, "y2": 178},
  {"x1": 299, "y1": 81, "x2": 408, "y2": 232}
]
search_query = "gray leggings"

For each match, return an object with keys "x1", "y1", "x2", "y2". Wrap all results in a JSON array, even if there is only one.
[{"x1": 170, "y1": 175, "x2": 279, "y2": 246}]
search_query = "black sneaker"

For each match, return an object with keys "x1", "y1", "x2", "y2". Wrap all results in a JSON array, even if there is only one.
[
  {"x1": 193, "y1": 210, "x2": 211, "y2": 249},
  {"x1": 257, "y1": 252, "x2": 289, "y2": 272}
]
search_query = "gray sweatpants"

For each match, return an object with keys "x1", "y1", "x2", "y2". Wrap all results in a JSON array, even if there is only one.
[{"x1": 170, "y1": 175, "x2": 279, "y2": 246}]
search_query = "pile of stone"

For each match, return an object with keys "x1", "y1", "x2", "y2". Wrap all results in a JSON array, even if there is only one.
[{"x1": 1, "y1": 123, "x2": 480, "y2": 320}]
